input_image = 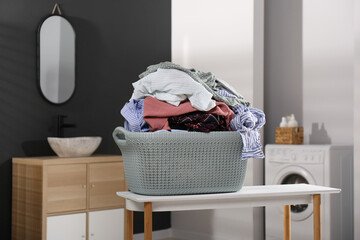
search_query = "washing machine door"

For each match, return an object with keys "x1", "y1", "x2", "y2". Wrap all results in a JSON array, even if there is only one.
[{"x1": 273, "y1": 166, "x2": 317, "y2": 221}]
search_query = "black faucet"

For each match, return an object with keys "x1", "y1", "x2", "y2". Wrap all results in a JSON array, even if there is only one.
[{"x1": 57, "y1": 115, "x2": 77, "y2": 137}]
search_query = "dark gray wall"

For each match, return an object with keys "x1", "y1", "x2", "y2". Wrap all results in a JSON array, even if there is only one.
[
  {"x1": 264, "y1": 0, "x2": 303, "y2": 144},
  {"x1": 0, "y1": 0, "x2": 171, "y2": 239}
]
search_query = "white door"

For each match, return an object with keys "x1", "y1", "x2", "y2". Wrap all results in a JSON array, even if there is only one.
[
  {"x1": 47, "y1": 213, "x2": 86, "y2": 240},
  {"x1": 89, "y1": 208, "x2": 124, "y2": 240}
]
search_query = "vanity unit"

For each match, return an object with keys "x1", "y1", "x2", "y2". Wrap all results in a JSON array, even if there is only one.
[{"x1": 12, "y1": 155, "x2": 126, "y2": 240}]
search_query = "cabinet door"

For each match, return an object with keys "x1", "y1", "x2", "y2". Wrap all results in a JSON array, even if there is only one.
[
  {"x1": 47, "y1": 164, "x2": 87, "y2": 213},
  {"x1": 47, "y1": 213, "x2": 86, "y2": 240},
  {"x1": 89, "y1": 162, "x2": 125, "y2": 209},
  {"x1": 89, "y1": 209, "x2": 124, "y2": 240}
]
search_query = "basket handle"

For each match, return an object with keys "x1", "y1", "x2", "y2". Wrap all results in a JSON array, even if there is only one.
[{"x1": 112, "y1": 127, "x2": 128, "y2": 146}]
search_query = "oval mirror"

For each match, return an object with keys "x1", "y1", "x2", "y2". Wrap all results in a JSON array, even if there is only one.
[{"x1": 39, "y1": 15, "x2": 75, "y2": 104}]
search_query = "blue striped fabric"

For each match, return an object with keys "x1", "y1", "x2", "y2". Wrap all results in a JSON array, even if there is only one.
[
  {"x1": 121, "y1": 99, "x2": 149, "y2": 132},
  {"x1": 217, "y1": 90, "x2": 265, "y2": 159}
]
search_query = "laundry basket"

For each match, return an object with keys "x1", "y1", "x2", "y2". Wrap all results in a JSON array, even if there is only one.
[{"x1": 113, "y1": 127, "x2": 247, "y2": 195}]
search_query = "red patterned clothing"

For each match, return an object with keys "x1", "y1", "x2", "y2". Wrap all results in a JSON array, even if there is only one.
[{"x1": 169, "y1": 112, "x2": 228, "y2": 132}]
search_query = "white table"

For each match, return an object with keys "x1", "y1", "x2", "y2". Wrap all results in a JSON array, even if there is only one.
[{"x1": 117, "y1": 184, "x2": 340, "y2": 240}]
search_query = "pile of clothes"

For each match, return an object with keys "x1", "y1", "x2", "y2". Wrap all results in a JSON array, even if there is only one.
[{"x1": 121, "y1": 62, "x2": 265, "y2": 160}]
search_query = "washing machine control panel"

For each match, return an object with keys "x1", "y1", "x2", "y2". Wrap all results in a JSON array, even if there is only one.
[{"x1": 266, "y1": 147, "x2": 325, "y2": 164}]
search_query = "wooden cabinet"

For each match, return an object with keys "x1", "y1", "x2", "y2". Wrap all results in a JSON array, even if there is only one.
[
  {"x1": 47, "y1": 164, "x2": 87, "y2": 213},
  {"x1": 89, "y1": 162, "x2": 125, "y2": 209},
  {"x1": 12, "y1": 155, "x2": 125, "y2": 240}
]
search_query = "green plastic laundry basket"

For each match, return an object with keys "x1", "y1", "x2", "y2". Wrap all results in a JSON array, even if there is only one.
[{"x1": 113, "y1": 127, "x2": 247, "y2": 195}]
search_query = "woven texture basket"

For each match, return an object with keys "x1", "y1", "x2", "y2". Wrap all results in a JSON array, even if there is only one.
[
  {"x1": 275, "y1": 127, "x2": 304, "y2": 144},
  {"x1": 113, "y1": 127, "x2": 247, "y2": 195}
]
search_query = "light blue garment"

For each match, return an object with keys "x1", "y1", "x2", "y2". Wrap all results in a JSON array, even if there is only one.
[
  {"x1": 121, "y1": 99, "x2": 149, "y2": 132},
  {"x1": 217, "y1": 90, "x2": 265, "y2": 159}
]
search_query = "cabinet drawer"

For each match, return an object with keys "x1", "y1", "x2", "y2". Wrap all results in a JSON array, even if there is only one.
[
  {"x1": 89, "y1": 162, "x2": 125, "y2": 209},
  {"x1": 89, "y1": 209, "x2": 124, "y2": 240},
  {"x1": 47, "y1": 213, "x2": 86, "y2": 240},
  {"x1": 47, "y1": 164, "x2": 87, "y2": 213}
]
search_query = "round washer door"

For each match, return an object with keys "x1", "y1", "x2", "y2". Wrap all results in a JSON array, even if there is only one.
[{"x1": 273, "y1": 165, "x2": 317, "y2": 221}]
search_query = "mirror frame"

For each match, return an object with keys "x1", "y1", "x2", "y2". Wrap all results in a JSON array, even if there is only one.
[{"x1": 37, "y1": 14, "x2": 76, "y2": 105}]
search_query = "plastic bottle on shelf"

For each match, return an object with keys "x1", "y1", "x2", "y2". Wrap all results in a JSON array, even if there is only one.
[
  {"x1": 287, "y1": 114, "x2": 298, "y2": 127},
  {"x1": 280, "y1": 117, "x2": 288, "y2": 127}
]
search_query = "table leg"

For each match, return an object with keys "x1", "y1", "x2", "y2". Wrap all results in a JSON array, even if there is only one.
[
  {"x1": 144, "y1": 202, "x2": 152, "y2": 240},
  {"x1": 284, "y1": 205, "x2": 291, "y2": 240},
  {"x1": 313, "y1": 194, "x2": 321, "y2": 240},
  {"x1": 125, "y1": 209, "x2": 133, "y2": 240}
]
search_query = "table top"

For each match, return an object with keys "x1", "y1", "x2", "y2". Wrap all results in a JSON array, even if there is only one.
[
  {"x1": 117, "y1": 184, "x2": 340, "y2": 212},
  {"x1": 117, "y1": 184, "x2": 340, "y2": 202}
]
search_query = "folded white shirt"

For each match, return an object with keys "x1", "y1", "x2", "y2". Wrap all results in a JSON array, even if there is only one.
[{"x1": 131, "y1": 68, "x2": 216, "y2": 111}]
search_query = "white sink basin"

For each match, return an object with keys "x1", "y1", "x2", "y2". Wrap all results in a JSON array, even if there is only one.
[{"x1": 48, "y1": 137, "x2": 102, "y2": 157}]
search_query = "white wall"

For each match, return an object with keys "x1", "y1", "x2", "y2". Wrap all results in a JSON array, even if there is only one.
[
  {"x1": 354, "y1": 0, "x2": 360, "y2": 238},
  {"x1": 172, "y1": 0, "x2": 264, "y2": 239},
  {"x1": 172, "y1": 0, "x2": 255, "y2": 103},
  {"x1": 303, "y1": 0, "x2": 354, "y2": 145}
]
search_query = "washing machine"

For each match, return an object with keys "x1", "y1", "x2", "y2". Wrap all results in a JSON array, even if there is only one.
[{"x1": 265, "y1": 144, "x2": 353, "y2": 240}]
